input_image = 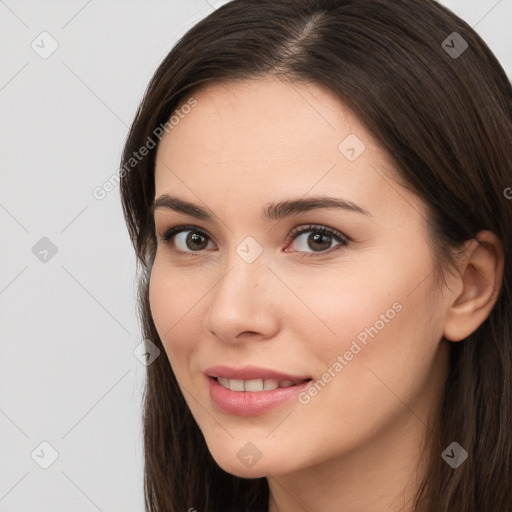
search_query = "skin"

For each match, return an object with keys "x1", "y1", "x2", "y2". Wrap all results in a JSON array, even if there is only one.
[{"x1": 149, "y1": 77, "x2": 504, "y2": 512}]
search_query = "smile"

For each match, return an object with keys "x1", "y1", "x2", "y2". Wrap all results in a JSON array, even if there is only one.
[
  {"x1": 206, "y1": 375, "x2": 313, "y2": 416},
  {"x1": 215, "y1": 377, "x2": 310, "y2": 392}
]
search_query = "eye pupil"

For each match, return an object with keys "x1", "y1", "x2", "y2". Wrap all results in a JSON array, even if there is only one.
[
  {"x1": 308, "y1": 232, "x2": 331, "y2": 251},
  {"x1": 187, "y1": 232, "x2": 208, "y2": 250}
]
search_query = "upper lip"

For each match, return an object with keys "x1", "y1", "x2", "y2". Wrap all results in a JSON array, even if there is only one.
[{"x1": 205, "y1": 365, "x2": 311, "y2": 382}]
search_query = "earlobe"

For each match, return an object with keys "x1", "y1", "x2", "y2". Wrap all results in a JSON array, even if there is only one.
[{"x1": 443, "y1": 230, "x2": 504, "y2": 342}]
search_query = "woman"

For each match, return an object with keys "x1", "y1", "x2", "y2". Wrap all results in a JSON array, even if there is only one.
[{"x1": 119, "y1": 0, "x2": 512, "y2": 510}]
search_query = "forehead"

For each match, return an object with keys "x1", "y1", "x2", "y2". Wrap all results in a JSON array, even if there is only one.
[
  {"x1": 159, "y1": 77, "x2": 371, "y2": 162},
  {"x1": 154, "y1": 78, "x2": 426, "y2": 222}
]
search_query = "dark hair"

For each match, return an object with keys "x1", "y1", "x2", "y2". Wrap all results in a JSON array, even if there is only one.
[{"x1": 119, "y1": 0, "x2": 512, "y2": 510}]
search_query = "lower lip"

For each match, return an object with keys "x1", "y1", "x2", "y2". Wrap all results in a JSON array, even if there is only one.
[{"x1": 206, "y1": 376, "x2": 312, "y2": 416}]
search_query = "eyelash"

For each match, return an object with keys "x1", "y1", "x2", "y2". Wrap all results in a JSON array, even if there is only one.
[{"x1": 158, "y1": 224, "x2": 349, "y2": 258}]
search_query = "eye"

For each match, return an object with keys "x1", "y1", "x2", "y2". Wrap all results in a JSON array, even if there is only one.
[
  {"x1": 285, "y1": 224, "x2": 349, "y2": 256},
  {"x1": 158, "y1": 224, "x2": 349, "y2": 257},
  {"x1": 159, "y1": 225, "x2": 215, "y2": 255}
]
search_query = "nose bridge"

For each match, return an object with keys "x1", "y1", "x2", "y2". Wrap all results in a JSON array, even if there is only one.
[
  {"x1": 212, "y1": 244, "x2": 268, "y2": 311},
  {"x1": 217, "y1": 233, "x2": 269, "y2": 296}
]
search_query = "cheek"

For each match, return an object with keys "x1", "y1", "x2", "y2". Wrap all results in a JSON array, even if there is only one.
[
  {"x1": 304, "y1": 263, "x2": 444, "y2": 415},
  {"x1": 289, "y1": 250, "x2": 442, "y2": 380},
  {"x1": 284, "y1": 265, "x2": 403, "y2": 358},
  {"x1": 148, "y1": 261, "x2": 205, "y2": 367},
  {"x1": 285, "y1": 276, "x2": 444, "y2": 455}
]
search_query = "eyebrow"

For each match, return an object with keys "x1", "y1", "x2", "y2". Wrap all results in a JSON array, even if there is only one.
[{"x1": 150, "y1": 194, "x2": 371, "y2": 221}]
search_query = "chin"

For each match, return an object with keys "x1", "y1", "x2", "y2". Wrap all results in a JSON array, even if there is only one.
[
  {"x1": 218, "y1": 461, "x2": 269, "y2": 479},
  {"x1": 205, "y1": 439, "x2": 291, "y2": 478}
]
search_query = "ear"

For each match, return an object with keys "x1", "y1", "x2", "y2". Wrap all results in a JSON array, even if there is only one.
[{"x1": 443, "y1": 230, "x2": 504, "y2": 342}]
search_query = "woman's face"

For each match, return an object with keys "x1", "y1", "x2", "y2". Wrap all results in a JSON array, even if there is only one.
[{"x1": 149, "y1": 77, "x2": 452, "y2": 478}]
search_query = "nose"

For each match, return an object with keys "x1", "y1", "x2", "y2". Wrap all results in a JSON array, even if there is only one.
[{"x1": 203, "y1": 252, "x2": 281, "y2": 345}]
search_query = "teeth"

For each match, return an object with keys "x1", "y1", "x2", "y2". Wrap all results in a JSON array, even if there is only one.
[
  {"x1": 218, "y1": 377, "x2": 230, "y2": 388},
  {"x1": 244, "y1": 379, "x2": 268, "y2": 391},
  {"x1": 216, "y1": 377, "x2": 305, "y2": 392},
  {"x1": 230, "y1": 379, "x2": 245, "y2": 391},
  {"x1": 263, "y1": 379, "x2": 279, "y2": 390}
]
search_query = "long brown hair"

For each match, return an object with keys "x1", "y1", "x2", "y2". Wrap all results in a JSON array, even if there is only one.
[{"x1": 119, "y1": 1, "x2": 512, "y2": 510}]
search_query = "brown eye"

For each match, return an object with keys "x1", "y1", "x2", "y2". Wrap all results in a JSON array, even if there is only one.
[
  {"x1": 161, "y1": 226, "x2": 215, "y2": 253},
  {"x1": 185, "y1": 232, "x2": 209, "y2": 250},
  {"x1": 286, "y1": 225, "x2": 349, "y2": 255},
  {"x1": 159, "y1": 224, "x2": 348, "y2": 258}
]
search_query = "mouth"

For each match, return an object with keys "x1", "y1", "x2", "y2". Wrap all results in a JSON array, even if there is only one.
[
  {"x1": 205, "y1": 364, "x2": 311, "y2": 383},
  {"x1": 204, "y1": 366, "x2": 314, "y2": 416},
  {"x1": 210, "y1": 376, "x2": 312, "y2": 392}
]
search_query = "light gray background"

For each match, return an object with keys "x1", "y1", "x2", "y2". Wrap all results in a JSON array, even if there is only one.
[{"x1": 1, "y1": 1, "x2": 510, "y2": 510}]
